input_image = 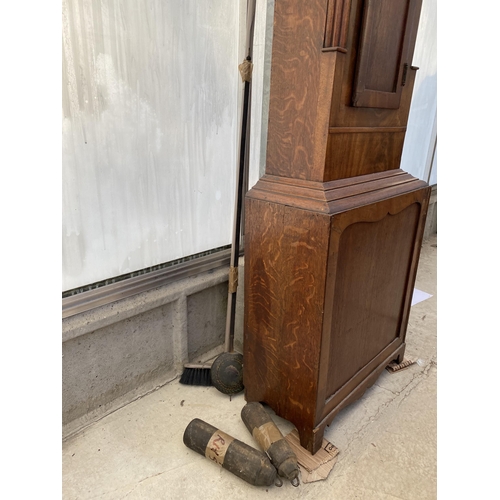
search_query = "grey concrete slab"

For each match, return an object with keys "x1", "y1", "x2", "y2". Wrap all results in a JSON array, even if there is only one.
[
  {"x1": 63, "y1": 302, "x2": 176, "y2": 425},
  {"x1": 63, "y1": 265, "x2": 231, "y2": 439},
  {"x1": 187, "y1": 282, "x2": 227, "y2": 361},
  {"x1": 321, "y1": 366, "x2": 437, "y2": 500}
]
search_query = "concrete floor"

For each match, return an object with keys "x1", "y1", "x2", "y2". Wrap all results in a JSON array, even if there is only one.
[{"x1": 63, "y1": 234, "x2": 437, "y2": 500}]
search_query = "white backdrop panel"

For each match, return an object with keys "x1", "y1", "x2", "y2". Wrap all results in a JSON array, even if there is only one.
[
  {"x1": 62, "y1": 0, "x2": 245, "y2": 291},
  {"x1": 400, "y1": 0, "x2": 437, "y2": 182}
]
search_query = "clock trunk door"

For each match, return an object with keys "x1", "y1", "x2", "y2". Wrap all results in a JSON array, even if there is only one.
[{"x1": 352, "y1": 0, "x2": 418, "y2": 109}]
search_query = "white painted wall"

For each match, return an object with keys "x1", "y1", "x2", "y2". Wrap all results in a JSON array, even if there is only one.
[
  {"x1": 400, "y1": 0, "x2": 437, "y2": 184},
  {"x1": 248, "y1": 0, "x2": 274, "y2": 188},
  {"x1": 62, "y1": 0, "x2": 247, "y2": 291}
]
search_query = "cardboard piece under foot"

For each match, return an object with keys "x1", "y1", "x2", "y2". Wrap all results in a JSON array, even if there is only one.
[
  {"x1": 284, "y1": 429, "x2": 339, "y2": 483},
  {"x1": 386, "y1": 357, "x2": 417, "y2": 373}
]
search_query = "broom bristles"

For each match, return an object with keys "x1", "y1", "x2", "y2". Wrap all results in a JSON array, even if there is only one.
[{"x1": 179, "y1": 366, "x2": 212, "y2": 386}]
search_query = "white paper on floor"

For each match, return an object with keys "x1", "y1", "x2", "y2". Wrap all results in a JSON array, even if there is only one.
[{"x1": 411, "y1": 288, "x2": 433, "y2": 306}]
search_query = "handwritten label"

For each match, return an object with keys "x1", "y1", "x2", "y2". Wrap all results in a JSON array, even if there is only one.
[{"x1": 205, "y1": 430, "x2": 234, "y2": 466}]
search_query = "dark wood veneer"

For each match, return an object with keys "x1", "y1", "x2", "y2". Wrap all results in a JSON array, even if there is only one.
[{"x1": 352, "y1": 0, "x2": 413, "y2": 109}]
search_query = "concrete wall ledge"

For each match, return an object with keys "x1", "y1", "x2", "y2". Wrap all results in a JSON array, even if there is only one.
[
  {"x1": 63, "y1": 261, "x2": 245, "y2": 441},
  {"x1": 63, "y1": 266, "x2": 229, "y2": 343}
]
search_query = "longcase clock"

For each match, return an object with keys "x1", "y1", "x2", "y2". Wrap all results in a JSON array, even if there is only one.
[{"x1": 243, "y1": 0, "x2": 430, "y2": 454}]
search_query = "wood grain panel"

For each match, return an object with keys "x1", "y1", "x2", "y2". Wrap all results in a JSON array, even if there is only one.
[
  {"x1": 244, "y1": 199, "x2": 285, "y2": 403},
  {"x1": 265, "y1": 0, "x2": 328, "y2": 180},
  {"x1": 316, "y1": 188, "x2": 430, "y2": 420},
  {"x1": 244, "y1": 197, "x2": 331, "y2": 433},
  {"x1": 325, "y1": 203, "x2": 420, "y2": 397},
  {"x1": 325, "y1": 131, "x2": 406, "y2": 180},
  {"x1": 352, "y1": 0, "x2": 411, "y2": 108}
]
